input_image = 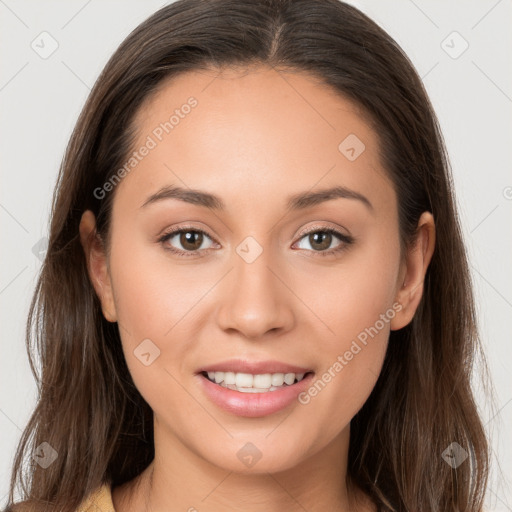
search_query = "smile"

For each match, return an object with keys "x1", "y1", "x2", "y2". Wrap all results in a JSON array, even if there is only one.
[
  {"x1": 197, "y1": 366, "x2": 316, "y2": 417},
  {"x1": 202, "y1": 370, "x2": 311, "y2": 393}
]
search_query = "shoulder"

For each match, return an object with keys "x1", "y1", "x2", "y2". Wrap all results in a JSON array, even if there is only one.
[{"x1": 5, "y1": 484, "x2": 115, "y2": 512}]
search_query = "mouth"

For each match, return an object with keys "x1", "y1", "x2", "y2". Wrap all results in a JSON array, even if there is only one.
[
  {"x1": 200, "y1": 370, "x2": 315, "y2": 393},
  {"x1": 195, "y1": 359, "x2": 316, "y2": 417}
]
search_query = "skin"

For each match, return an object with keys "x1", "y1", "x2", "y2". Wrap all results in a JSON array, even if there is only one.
[{"x1": 79, "y1": 65, "x2": 435, "y2": 511}]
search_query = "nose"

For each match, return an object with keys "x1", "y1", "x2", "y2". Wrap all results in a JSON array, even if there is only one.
[{"x1": 215, "y1": 244, "x2": 295, "y2": 340}]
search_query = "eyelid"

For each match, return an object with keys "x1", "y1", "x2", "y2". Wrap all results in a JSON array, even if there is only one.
[
  {"x1": 158, "y1": 224, "x2": 219, "y2": 257},
  {"x1": 294, "y1": 222, "x2": 351, "y2": 240},
  {"x1": 291, "y1": 224, "x2": 354, "y2": 257},
  {"x1": 158, "y1": 224, "x2": 216, "y2": 241},
  {"x1": 158, "y1": 223, "x2": 354, "y2": 257}
]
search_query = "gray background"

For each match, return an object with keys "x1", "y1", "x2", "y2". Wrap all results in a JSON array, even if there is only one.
[{"x1": 1, "y1": 0, "x2": 511, "y2": 508}]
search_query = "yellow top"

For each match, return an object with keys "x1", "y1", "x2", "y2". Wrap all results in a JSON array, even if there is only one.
[{"x1": 77, "y1": 483, "x2": 115, "y2": 512}]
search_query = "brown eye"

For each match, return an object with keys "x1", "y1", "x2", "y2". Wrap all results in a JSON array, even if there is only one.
[
  {"x1": 296, "y1": 229, "x2": 342, "y2": 252},
  {"x1": 308, "y1": 232, "x2": 333, "y2": 251},
  {"x1": 179, "y1": 230, "x2": 204, "y2": 251},
  {"x1": 160, "y1": 228, "x2": 216, "y2": 255},
  {"x1": 294, "y1": 227, "x2": 354, "y2": 256}
]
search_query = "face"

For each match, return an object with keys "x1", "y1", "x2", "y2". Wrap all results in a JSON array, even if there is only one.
[{"x1": 81, "y1": 65, "x2": 433, "y2": 475}]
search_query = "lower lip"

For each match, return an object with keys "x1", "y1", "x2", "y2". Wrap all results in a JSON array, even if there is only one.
[{"x1": 197, "y1": 372, "x2": 315, "y2": 418}]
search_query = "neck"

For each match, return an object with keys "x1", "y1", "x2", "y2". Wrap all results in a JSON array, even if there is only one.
[{"x1": 113, "y1": 418, "x2": 374, "y2": 512}]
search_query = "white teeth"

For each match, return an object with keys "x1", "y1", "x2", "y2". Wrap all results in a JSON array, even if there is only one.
[
  {"x1": 284, "y1": 373, "x2": 295, "y2": 385},
  {"x1": 271, "y1": 373, "x2": 284, "y2": 386},
  {"x1": 253, "y1": 373, "x2": 272, "y2": 388},
  {"x1": 235, "y1": 386, "x2": 270, "y2": 393},
  {"x1": 235, "y1": 373, "x2": 253, "y2": 388},
  {"x1": 224, "y1": 372, "x2": 236, "y2": 385},
  {"x1": 204, "y1": 370, "x2": 309, "y2": 392}
]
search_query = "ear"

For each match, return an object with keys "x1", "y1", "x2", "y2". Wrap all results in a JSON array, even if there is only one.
[
  {"x1": 79, "y1": 210, "x2": 117, "y2": 323},
  {"x1": 391, "y1": 211, "x2": 435, "y2": 331}
]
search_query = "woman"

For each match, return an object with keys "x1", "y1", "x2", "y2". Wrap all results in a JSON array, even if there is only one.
[{"x1": 4, "y1": 0, "x2": 490, "y2": 510}]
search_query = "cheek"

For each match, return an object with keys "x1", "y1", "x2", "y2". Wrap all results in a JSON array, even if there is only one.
[
  {"x1": 298, "y1": 228, "x2": 400, "y2": 342},
  {"x1": 106, "y1": 234, "x2": 207, "y2": 394},
  {"x1": 108, "y1": 217, "x2": 400, "y2": 436},
  {"x1": 293, "y1": 232, "x2": 399, "y2": 427},
  {"x1": 108, "y1": 232, "x2": 208, "y2": 339}
]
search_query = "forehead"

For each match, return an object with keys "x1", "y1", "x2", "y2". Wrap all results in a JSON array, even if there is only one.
[{"x1": 114, "y1": 64, "x2": 393, "y2": 215}]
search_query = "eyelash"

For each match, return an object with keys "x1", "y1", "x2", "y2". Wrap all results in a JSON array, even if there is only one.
[{"x1": 158, "y1": 225, "x2": 354, "y2": 258}]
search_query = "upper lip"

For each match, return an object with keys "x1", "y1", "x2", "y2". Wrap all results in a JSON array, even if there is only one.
[{"x1": 198, "y1": 359, "x2": 313, "y2": 375}]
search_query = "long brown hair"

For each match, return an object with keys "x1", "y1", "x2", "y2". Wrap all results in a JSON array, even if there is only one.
[{"x1": 4, "y1": 0, "x2": 490, "y2": 510}]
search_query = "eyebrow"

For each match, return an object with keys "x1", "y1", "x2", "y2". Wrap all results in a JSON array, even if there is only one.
[{"x1": 141, "y1": 184, "x2": 373, "y2": 212}]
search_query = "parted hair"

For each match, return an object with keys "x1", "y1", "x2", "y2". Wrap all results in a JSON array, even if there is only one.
[{"x1": 5, "y1": 1, "x2": 489, "y2": 510}]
